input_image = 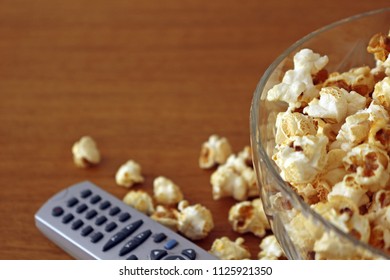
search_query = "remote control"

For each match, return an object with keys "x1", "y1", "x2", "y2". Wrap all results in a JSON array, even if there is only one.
[{"x1": 35, "y1": 181, "x2": 218, "y2": 260}]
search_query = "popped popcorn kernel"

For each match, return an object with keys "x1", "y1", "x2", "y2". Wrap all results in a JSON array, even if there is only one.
[
  {"x1": 228, "y1": 198, "x2": 270, "y2": 237},
  {"x1": 258, "y1": 235, "x2": 286, "y2": 260},
  {"x1": 115, "y1": 160, "x2": 144, "y2": 188},
  {"x1": 367, "y1": 32, "x2": 390, "y2": 62},
  {"x1": 150, "y1": 205, "x2": 179, "y2": 232},
  {"x1": 177, "y1": 200, "x2": 214, "y2": 240},
  {"x1": 275, "y1": 112, "x2": 317, "y2": 145},
  {"x1": 71, "y1": 136, "x2": 101, "y2": 168},
  {"x1": 209, "y1": 237, "x2": 251, "y2": 260},
  {"x1": 199, "y1": 134, "x2": 232, "y2": 169},
  {"x1": 372, "y1": 77, "x2": 390, "y2": 111},
  {"x1": 368, "y1": 118, "x2": 390, "y2": 151},
  {"x1": 327, "y1": 174, "x2": 369, "y2": 207},
  {"x1": 153, "y1": 176, "x2": 183, "y2": 206},
  {"x1": 273, "y1": 135, "x2": 328, "y2": 184},
  {"x1": 123, "y1": 190, "x2": 155, "y2": 215}
]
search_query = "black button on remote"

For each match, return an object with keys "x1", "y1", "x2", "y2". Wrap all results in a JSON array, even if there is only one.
[
  {"x1": 91, "y1": 232, "x2": 104, "y2": 243},
  {"x1": 153, "y1": 233, "x2": 167, "y2": 243},
  {"x1": 85, "y1": 209, "x2": 98, "y2": 220},
  {"x1": 119, "y1": 230, "x2": 151, "y2": 256},
  {"x1": 52, "y1": 206, "x2": 64, "y2": 217},
  {"x1": 102, "y1": 220, "x2": 143, "y2": 252},
  {"x1": 80, "y1": 189, "x2": 92, "y2": 198},
  {"x1": 62, "y1": 213, "x2": 74, "y2": 224},
  {"x1": 71, "y1": 219, "x2": 84, "y2": 230},
  {"x1": 90, "y1": 195, "x2": 101, "y2": 204},
  {"x1": 76, "y1": 203, "x2": 88, "y2": 214},
  {"x1": 81, "y1": 225, "x2": 94, "y2": 237},
  {"x1": 118, "y1": 212, "x2": 131, "y2": 222},
  {"x1": 181, "y1": 249, "x2": 196, "y2": 260},
  {"x1": 164, "y1": 255, "x2": 185, "y2": 260},
  {"x1": 95, "y1": 216, "x2": 107, "y2": 226},
  {"x1": 67, "y1": 197, "x2": 79, "y2": 207},
  {"x1": 100, "y1": 201, "x2": 111, "y2": 210},
  {"x1": 150, "y1": 249, "x2": 168, "y2": 260},
  {"x1": 127, "y1": 255, "x2": 138, "y2": 260},
  {"x1": 109, "y1": 207, "x2": 121, "y2": 216},
  {"x1": 105, "y1": 222, "x2": 117, "y2": 232}
]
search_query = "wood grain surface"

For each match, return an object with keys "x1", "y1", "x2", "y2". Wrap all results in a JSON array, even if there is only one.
[{"x1": 1, "y1": 0, "x2": 389, "y2": 259}]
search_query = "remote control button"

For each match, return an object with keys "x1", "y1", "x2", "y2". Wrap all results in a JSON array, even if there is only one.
[
  {"x1": 153, "y1": 233, "x2": 167, "y2": 243},
  {"x1": 99, "y1": 201, "x2": 111, "y2": 210},
  {"x1": 90, "y1": 195, "x2": 102, "y2": 204},
  {"x1": 76, "y1": 203, "x2": 88, "y2": 214},
  {"x1": 102, "y1": 220, "x2": 143, "y2": 252},
  {"x1": 119, "y1": 230, "x2": 151, "y2": 256},
  {"x1": 127, "y1": 255, "x2": 138, "y2": 260},
  {"x1": 81, "y1": 225, "x2": 94, "y2": 236},
  {"x1": 105, "y1": 222, "x2": 117, "y2": 232},
  {"x1": 66, "y1": 197, "x2": 79, "y2": 207},
  {"x1": 164, "y1": 255, "x2": 186, "y2": 260},
  {"x1": 52, "y1": 206, "x2": 64, "y2": 217},
  {"x1": 118, "y1": 212, "x2": 131, "y2": 222},
  {"x1": 80, "y1": 189, "x2": 92, "y2": 198},
  {"x1": 62, "y1": 213, "x2": 74, "y2": 224},
  {"x1": 71, "y1": 219, "x2": 84, "y2": 230},
  {"x1": 109, "y1": 207, "x2": 121, "y2": 216},
  {"x1": 164, "y1": 239, "x2": 178, "y2": 250},
  {"x1": 150, "y1": 250, "x2": 167, "y2": 260},
  {"x1": 95, "y1": 216, "x2": 107, "y2": 226},
  {"x1": 91, "y1": 232, "x2": 104, "y2": 243},
  {"x1": 85, "y1": 209, "x2": 98, "y2": 220},
  {"x1": 181, "y1": 249, "x2": 196, "y2": 260}
]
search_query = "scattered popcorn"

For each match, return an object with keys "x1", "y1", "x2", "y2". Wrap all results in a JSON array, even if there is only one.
[
  {"x1": 115, "y1": 160, "x2": 144, "y2": 188},
  {"x1": 272, "y1": 135, "x2": 328, "y2": 185},
  {"x1": 199, "y1": 135, "x2": 232, "y2": 169},
  {"x1": 71, "y1": 136, "x2": 101, "y2": 167},
  {"x1": 372, "y1": 77, "x2": 390, "y2": 111},
  {"x1": 237, "y1": 146, "x2": 253, "y2": 167},
  {"x1": 209, "y1": 237, "x2": 251, "y2": 260},
  {"x1": 228, "y1": 198, "x2": 270, "y2": 237},
  {"x1": 177, "y1": 200, "x2": 214, "y2": 240},
  {"x1": 258, "y1": 235, "x2": 286, "y2": 260},
  {"x1": 150, "y1": 205, "x2": 179, "y2": 232},
  {"x1": 123, "y1": 190, "x2": 155, "y2": 215},
  {"x1": 153, "y1": 176, "x2": 183, "y2": 206}
]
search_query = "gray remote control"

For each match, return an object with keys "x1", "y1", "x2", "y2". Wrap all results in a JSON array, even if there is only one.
[{"x1": 35, "y1": 181, "x2": 218, "y2": 260}]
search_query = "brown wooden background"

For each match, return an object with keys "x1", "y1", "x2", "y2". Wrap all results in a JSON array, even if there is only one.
[{"x1": 1, "y1": 0, "x2": 389, "y2": 259}]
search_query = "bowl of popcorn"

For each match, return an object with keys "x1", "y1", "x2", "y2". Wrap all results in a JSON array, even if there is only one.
[{"x1": 250, "y1": 8, "x2": 390, "y2": 259}]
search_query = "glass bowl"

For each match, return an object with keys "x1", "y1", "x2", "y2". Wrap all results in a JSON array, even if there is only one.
[{"x1": 250, "y1": 8, "x2": 390, "y2": 260}]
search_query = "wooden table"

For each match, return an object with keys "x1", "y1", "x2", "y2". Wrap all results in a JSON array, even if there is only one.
[{"x1": 1, "y1": 0, "x2": 389, "y2": 260}]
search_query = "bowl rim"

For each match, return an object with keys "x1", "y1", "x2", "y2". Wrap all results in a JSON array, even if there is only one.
[{"x1": 250, "y1": 7, "x2": 390, "y2": 259}]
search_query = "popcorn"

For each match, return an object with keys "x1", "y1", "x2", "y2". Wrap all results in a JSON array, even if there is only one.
[
  {"x1": 115, "y1": 160, "x2": 144, "y2": 188},
  {"x1": 150, "y1": 205, "x2": 179, "y2": 231},
  {"x1": 327, "y1": 174, "x2": 369, "y2": 207},
  {"x1": 71, "y1": 136, "x2": 101, "y2": 167},
  {"x1": 237, "y1": 146, "x2": 253, "y2": 167},
  {"x1": 343, "y1": 143, "x2": 390, "y2": 192},
  {"x1": 153, "y1": 176, "x2": 183, "y2": 206},
  {"x1": 372, "y1": 77, "x2": 390, "y2": 111},
  {"x1": 275, "y1": 112, "x2": 317, "y2": 145},
  {"x1": 258, "y1": 235, "x2": 286, "y2": 260},
  {"x1": 228, "y1": 198, "x2": 270, "y2": 237},
  {"x1": 273, "y1": 135, "x2": 328, "y2": 184},
  {"x1": 211, "y1": 155, "x2": 259, "y2": 201},
  {"x1": 177, "y1": 200, "x2": 214, "y2": 240},
  {"x1": 367, "y1": 32, "x2": 390, "y2": 62},
  {"x1": 368, "y1": 118, "x2": 390, "y2": 151},
  {"x1": 199, "y1": 135, "x2": 233, "y2": 169},
  {"x1": 267, "y1": 49, "x2": 328, "y2": 109},
  {"x1": 323, "y1": 66, "x2": 375, "y2": 97},
  {"x1": 209, "y1": 237, "x2": 251, "y2": 260},
  {"x1": 123, "y1": 190, "x2": 155, "y2": 215}
]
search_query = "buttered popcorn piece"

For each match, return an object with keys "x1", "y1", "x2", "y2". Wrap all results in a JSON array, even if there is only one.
[
  {"x1": 368, "y1": 118, "x2": 390, "y2": 152},
  {"x1": 267, "y1": 49, "x2": 328, "y2": 109},
  {"x1": 258, "y1": 235, "x2": 286, "y2": 260},
  {"x1": 177, "y1": 200, "x2": 214, "y2": 240},
  {"x1": 275, "y1": 112, "x2": 317, "y2": 145},
  {"x1": 327, "y1": 174, "x2": 369, "y2": 207},
  {"x1": 343, "y1": 143, "x2": 390, "y2": 192},
  {"x1": 372, "y1": 77, "x2": 390, "y2": 111},
  {"x1": 153, "y1": 176, "x2": 183, "y2": 206},
  {"x1": 115, "y1": 160, "x2": 144, "y2": 188},
  {"x1": 123, "y1": 190, "x2": 155, "y2": 215},
  {"x1": 367, "y1": 32, "x2": 390, "y2": 62},
  {"x1": 199, "y1": 134, "x2": 232, "y2": 169},
  {"x1": 273, "y1": 135, "x2": 328, "y2": 184},
  {"x1": 150, "y1": 205, "x2": 179, "y2": 231},
  {"x1": 228, "y1": 198, "x2": 270, "y2": 237},
  {"x1": 72, "y1": 136, "x2": 101, "y2": 167},
  {"x1": 211, "y1": 155, "x2": 259, "y2": 201},
  {"x1": 209, "y1": 237, "x2": 251, "y2": 260}
]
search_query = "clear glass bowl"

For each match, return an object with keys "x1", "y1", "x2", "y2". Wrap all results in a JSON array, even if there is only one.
[{"x1": 250, "y1": 8, "x2": 390, "y2": 260}]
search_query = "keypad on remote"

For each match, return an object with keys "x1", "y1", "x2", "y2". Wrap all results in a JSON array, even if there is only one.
[{"x1": 35, "y1": 181, "x2": 218, "y2": 260}]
